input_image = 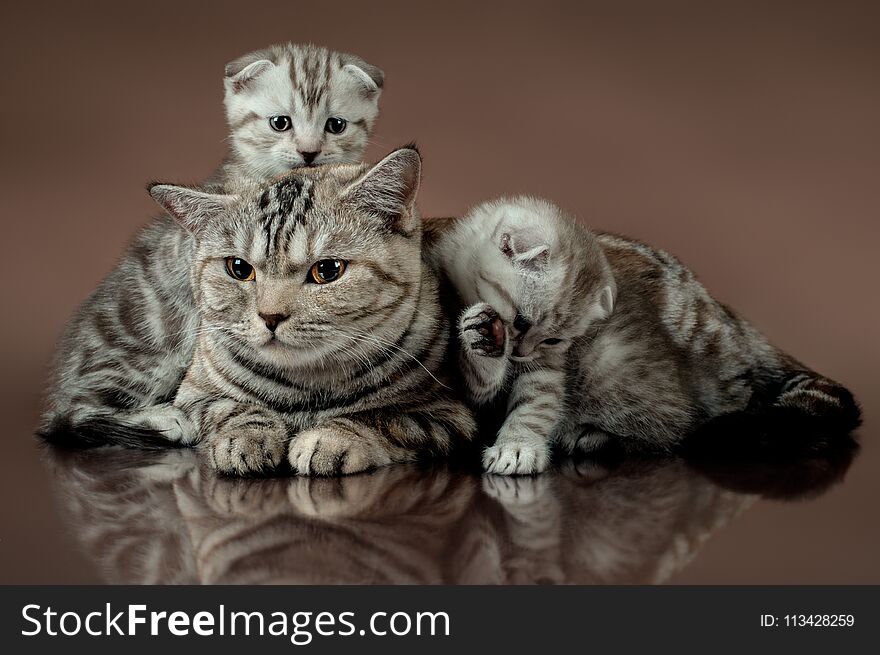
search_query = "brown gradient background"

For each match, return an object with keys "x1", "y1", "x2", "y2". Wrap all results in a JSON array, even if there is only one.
[{"x1": 1, "y1": 0, "x2": 878, "y2": 583}]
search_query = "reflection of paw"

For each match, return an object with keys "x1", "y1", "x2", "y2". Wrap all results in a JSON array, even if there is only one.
[
  {"x1": 207, "y1": 425, "x2": 287, "y2": 476},
  {"x1": 483, "y1": 440, "x2": 550, "y2": 475},
  {"x1": 460, "y1": 303, "x2": 506, "y2": 357},
  {"x1": 202, "y1": 475, "x2": 288, "y2": 516},
  {"x1": 138, "y1": 449, "x2": 197, "y2": 483},
  {"x1": 482, "y1": 474, "x2": 551, "y2": 505},
  {"x1": 559, "y1": 457, "x2": 612, "y2": 483},
  {"x1": 286, "y1": 472, "x2": 381, "y2": 517},
  {"x1": 145, "y1": 406, "x2": 197, "y2": 444},
  {"x1": 288, "y1": 427, "x2": 392, "y2": 476}
]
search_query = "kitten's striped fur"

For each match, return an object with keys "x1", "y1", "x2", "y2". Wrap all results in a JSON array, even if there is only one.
[
  {"x1": 40, "y1": 43, "x2": 383, "y2": 448},
  {"x1": 151, "y1": 147, "x2": 476, "y2": 475},
  {"x1": 429, "y1": 197, "x2": 861, "y2": 474}
]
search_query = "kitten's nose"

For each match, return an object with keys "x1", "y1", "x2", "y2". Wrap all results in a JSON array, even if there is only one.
[
  {"x1": 259, "y1": 312, "x2": 289, "y2": 332},
  {"x1": 299, "y1": 151, "x2": 320, "y2": 165}
]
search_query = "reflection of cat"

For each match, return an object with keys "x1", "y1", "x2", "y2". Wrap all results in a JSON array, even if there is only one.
[
  {"x1": 46, "y1": 449, "x2": 199, "y2": 584},
  {"x1": 49, "y1": 441, "x2": 854, "y2": 584}
]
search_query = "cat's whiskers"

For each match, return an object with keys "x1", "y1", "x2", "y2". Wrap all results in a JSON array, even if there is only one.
[{"x1": 343, "y1": 327, "x2": 450, "y2": 390}]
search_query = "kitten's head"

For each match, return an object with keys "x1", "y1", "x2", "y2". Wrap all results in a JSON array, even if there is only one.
[
  {"x1": 149, "y1": 146, "x2": 423, "y2": 371},
  {"x1": 470, "y1": 197, "x2": 615, "y2": 361},
  {"x1": 224, "y1": 43, "x2": 383, "y2": 177}
]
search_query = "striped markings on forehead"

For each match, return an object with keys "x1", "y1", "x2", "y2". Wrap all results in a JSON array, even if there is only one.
[
  {"x1": 290, "y1": 51, "x2": 333, "y2": 112},
  {"x1": 256, "y1": 176, "x2": 315, "y2": 264}
]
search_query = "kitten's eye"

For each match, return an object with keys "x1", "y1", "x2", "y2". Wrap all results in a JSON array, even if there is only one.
[
  {"x1": 269, "y1": 115, "x2": 292, "y2": 132},
  {"x1": 309, "y1": 259, "x2": 347, "y2": 284},
  {"x1": 324, "y1": 117, "x2": 347, "y2": 134},
  {"x1": 542, "y1": 338, "x2": 563, "y2": 346},
  {"x1": 225, "y1": 257, "x2": 256, "y2": 281}
]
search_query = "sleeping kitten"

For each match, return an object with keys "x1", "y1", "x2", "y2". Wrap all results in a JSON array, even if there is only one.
[
  {"x1": 429, "y1": 196, "x2": 861, "y2": 474},
  {"x1": 149, "y1": 146, "x2": 476, "y2": 476},
  {"x1": 40, "y1": 43, "x2": 383, "y2": 448}
]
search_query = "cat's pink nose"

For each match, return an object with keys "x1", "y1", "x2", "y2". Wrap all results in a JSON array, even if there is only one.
[{"x1": 299, "y1": 151, "x2": 320, "y2": 165}]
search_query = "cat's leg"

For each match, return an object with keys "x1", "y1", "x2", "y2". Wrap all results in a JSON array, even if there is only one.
[
  {"x1": 554, "y1": 426, "x2": 613, "y2": 454},
  {"x1": 458, "y1": 302, "x2": 511, "y2": 405},
  {"x1": 483, "y1": 365, "x2": 564, "y2": 475},
  {"x1": 289, "y1": 398, "x2": 477, "y2": 476},
  {"x1": 188, "y1": 398, "x2": 290, "y2": 476}
]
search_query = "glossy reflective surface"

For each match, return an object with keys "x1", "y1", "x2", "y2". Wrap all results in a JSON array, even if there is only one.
[{"x1": 32, "y1": 436, "x2": 858, "y2": 585}]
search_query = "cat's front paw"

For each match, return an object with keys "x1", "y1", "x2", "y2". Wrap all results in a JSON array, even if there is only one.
[
  {"x1": 289, "y1": 427, "x2": 393, "y2": 476},
  {"x1": 483, "y1": 440, "x2": 550, "y2": 475},
  {"x1": 459, "y1": 302, "x2": 506, "y2": 357},
  {"x1": 207, "y1": 425, "x2": 287, "y2": 476},
  {"x1": 143, "y1": 405, "x2": 197, "y2": 445}
]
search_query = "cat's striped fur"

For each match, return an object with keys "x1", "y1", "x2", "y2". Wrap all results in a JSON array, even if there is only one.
[
  {"x1": 429, "y1": 197, "x2": 861, "y2": 474},
  {"x1": 40, "y1": 43, "x2": 383, "y2": 449},
  {"x1": 150, "y1": 147, "x2": 476, "y2": 475}
]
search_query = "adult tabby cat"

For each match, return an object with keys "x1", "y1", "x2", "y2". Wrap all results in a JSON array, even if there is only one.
[
  {"x1": 148, "y1": 146, "x2": 476, "y2": 475},
  {"x1": 41, "y1": 43, "x2": 383, "y2": 448},
  {"x1": 429, "y1": 197, "x2": 861, "y2": 474}
]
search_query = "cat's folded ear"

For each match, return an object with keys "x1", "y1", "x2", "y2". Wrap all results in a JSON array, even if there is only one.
[
  {"x1": 148, "y1": 184, "x2": 237, "y2": 234},
  {"x1": 500, "y1": 232, "x2": 550, "y2": 272},
  {"x1": 342, "y1": 145, "x2": 421, "y2": 235},
  {"x1": 597, "y1": 284, "x2": 616, "y2": 317},
  {"x1": 224, "y1": 51, "x2": 275, "y2": 93},
  {"x1": 339, "y1": 53, "x2": 384, "y2": 98}
]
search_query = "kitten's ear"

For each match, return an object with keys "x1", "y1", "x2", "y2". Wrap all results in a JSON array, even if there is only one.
[
  {"x1": 342, "y1": 146, "x2": 421, "y2": 234},
  {"x1": 339, "y1": 53, "x2": 384, "y2": 97},
  {"x1": 148, "y1": 184, "x2": 236, "y2": 233},
  {"x1": 224, "y1": 54, "x2": 275, "y2": 93},
  {"x1": 598, "y1": 284, "x2": 616, "y2": 317},
  {"x1": 500, "y1": 233, "x2": 550, "y2": 271}
]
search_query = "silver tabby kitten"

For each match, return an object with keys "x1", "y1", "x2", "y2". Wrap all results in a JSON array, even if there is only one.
[
  {"x1": 429, "y1": 196, "x2": 861, "y2": 475},
  {"x1": 41, "y1": 43, "x2": 383, "y2": 447},
  {"x1": 148, "y1": 147, "x2": 477, "y2": 476}
]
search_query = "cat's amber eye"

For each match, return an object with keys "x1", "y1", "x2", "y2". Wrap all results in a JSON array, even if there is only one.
[
  {"x1": 309, "y1": 259, "x2": 347, "y2": 284},
  {"x1": 325, "y1": 117, "x2": 347, "y2": 134},
  {"x1": 269, "y1": 115, "x2": 292, "y2": 132},
  {"x1": 225, "y1": 257, "x2": 256, "y2": 281}
]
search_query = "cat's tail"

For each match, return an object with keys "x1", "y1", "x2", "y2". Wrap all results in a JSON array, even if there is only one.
[
  {"x1": 683, "y1": 366, "x2": 861, "y2": 457},
  {"x1": 768, "y1": 369, "x2": 862, "y2": 435},
  {"x1": 37, "y1": 412, "x2": 183, "y2": 451}
]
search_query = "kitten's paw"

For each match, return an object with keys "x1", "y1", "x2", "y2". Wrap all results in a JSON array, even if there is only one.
[
  {"x1": 574, "y1": 429, "x2": 611, "y2": 453},
  {"x1": 207, "y1": 425, "x2": 287, "y2": 476},
  {"x1": 483, "y1": 440, "x2": 550, "y2": 475},
  {"x1": 459, "y1": 303, "x2": 506, "y2": 357},
  {"x1": 288, "y1": 427, "x2": 392, "y2": 476},
  {"x1": 482, "y1": 474, "x2": 551, "y2": 505}
]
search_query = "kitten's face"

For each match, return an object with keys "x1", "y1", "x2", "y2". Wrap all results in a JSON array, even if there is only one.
[
  {"x1": 151, "y1": 149, "x2": 422, "y2": 372},
  {"x1": 224, "y1": 45, "x2": 382, "y2": 178},
  {"x1": 472, "y1": 200, "x2": 614, "y2": 361}
]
